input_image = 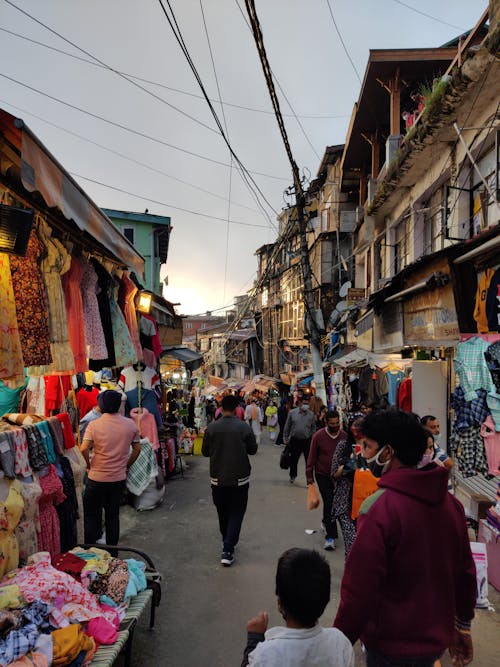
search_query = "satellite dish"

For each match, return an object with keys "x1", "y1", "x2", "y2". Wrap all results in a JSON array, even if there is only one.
[
  {"x1": 336, "y1": 300, "x2": 349, "y2": 313},
  {"x1": 339, "y1": 281, "x2": 351, "y2": 298}
]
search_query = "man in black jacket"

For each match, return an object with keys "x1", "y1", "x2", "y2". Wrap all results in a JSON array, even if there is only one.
[{"x1": 202, "y1": 394, "x2": 258, "y2": 566}]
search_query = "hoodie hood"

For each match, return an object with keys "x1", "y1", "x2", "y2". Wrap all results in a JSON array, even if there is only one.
[{"x1": 378, "y1": 464, "x2": 449, "y2": 505}]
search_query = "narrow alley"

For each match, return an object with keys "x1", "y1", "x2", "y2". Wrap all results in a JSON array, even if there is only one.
[{"x1": 119, "y1": 433, "x2": 500, "y2": 667}]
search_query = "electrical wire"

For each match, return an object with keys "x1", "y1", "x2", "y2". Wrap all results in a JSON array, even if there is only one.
[
  {"x1": 0, "y1": 71, "x2": 287, "y2": 181},
  {"x1": 155, "y1": 0, "x2": 280, "y2": 232},
  {"x1": 233, "y1": 0, "x2": 322, "y2": 162},
  {"x1": 0, "y1": 25, "x2": 349, "y2": 120},
  {"x1": 391, "y1": 0, "x2": 465, "y2": 31},
  {"x1": 199, "y1": 0, "x2": 232, "y2": 306},
  {"x1": 0, "y1": 97, "x2": 264, "y2": 216},
  {"x1": 3, "y1": 0, "x2": 221, "y2": 136},
  {"x1": 324, "y1": 0, "x2": 362, "y2": 85},
  {"x1": 69, "y1": 172, "x2": 270, "y2": 228}
]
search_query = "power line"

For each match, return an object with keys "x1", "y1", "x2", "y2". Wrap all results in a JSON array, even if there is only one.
[
  {"x1": 392, "y1": 0, "x2": 465, "y2": 31},
  {"x1": 0, "y1": 98, "x2": 264, "y2": 217},
  {"x1": 3, "y1": 0, "x2": 220, "y2": 136},
  {"x1": 233, "y1": 0, "x2": 322, "y2": 162},
  {"x1": 0, "y1": 71, "x2": 288, "y2": 181},
  {"x1": 324, "y1": 0, "x2": 362, "y2": 84},
  {"x1": 199, "y1": 0, "x2": 233, "y2": 306},
  {"x1": 155, "y1": 0, "x2": 279, "y2": 232},
  {"x1": 0, "y1": 25, "x2": 349, "y2": 120},
  {"x1": 70, "y1": 172, "x2": 270, "y2": 229}
]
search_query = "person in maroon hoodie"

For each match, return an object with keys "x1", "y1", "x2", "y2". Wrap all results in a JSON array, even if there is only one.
[{"x1": 334, "y1": 409, "x2": 476, "y2": 667}]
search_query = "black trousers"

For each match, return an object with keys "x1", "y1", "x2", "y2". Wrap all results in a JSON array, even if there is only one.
[
  {"x1": 211, "y1": 484, "x2": 249, "y2": 554},
  {"x1": 289, "y1": 437, "x2": 311, "y2": 480},
  {"x1": 315, "y1": 473, "x2": 338, "y2": 539},
  {"x1": 83, "y1": 479, "x2": 126, "y2": 547}
]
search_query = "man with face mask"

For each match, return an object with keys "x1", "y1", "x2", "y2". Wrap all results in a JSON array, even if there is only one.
[
  {"x1": 334, "y1": 409, "x2": 476, "y2": 667},
  {"x1": 283, "y1": 396, "x2": 316, "y2": 483}
]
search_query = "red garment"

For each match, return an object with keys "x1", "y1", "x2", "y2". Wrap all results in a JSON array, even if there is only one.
[
  {"x1": 397, "y1": 378, "x2": 412, "y2": 412},
  {"x1": 334, "y1": 466, "x2": 476, "y2": 660},
  {"x1": 306, "y1": 428, "x2": 348, "y2": 483},
  {"x1": 61, "y1": 257, "x2": 88, "y2": 373},
  {"x1": 235, "y1": 406, "x2": 245, "y2": 421},
  {"x1": 118, "y1": 272, "x2": 142, "y2": 362},
  {"x1": 37, "y1": 464, "x2": 66, "y2": 559},
  {"x1": 141, "y1": 314, "x2": 162, "y2": 360},
  {"x1": 56, "y1": 412, "x2": 76, "y2": 449},
  {"x1": 76, "y1": 387, "x2": 99, "y2": 418},
  {"x1": 52, "y1": 552, "x2": 86, "y2": 581},
  {"x1": 44, "y1": 375, "x2": 72, "y2": 414}
]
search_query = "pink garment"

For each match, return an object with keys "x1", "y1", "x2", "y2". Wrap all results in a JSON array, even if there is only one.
[
  {"x1": 141, "y1": 314, "x2": 162, "y2": 360},
  {"x1": 481, "y1": 415, "x2": 500, "y2": 476},
  {"x1": 61, "y1": 257, "x2": 88, "y2": 373},
  {"x1": 37, "y1": 464, "x2": 66, "y2": 559},
  {"x1": 1, "y1": 553, "x2": 105, "y2": 622},
  {"x1": 80, "y1": 258, "x2": 108, "y2": 360},
  {"x1": 142, "y1": 348, "x2": 156, "y2": 368},
  {"x1": 118, "y1": 272, "x2": 143, "y2": 362},
  {"x1": 129, "y1": 407, "x2": 159, "y2": 450},
  {"x1": 86, "y1": 616, "x2": 119, "y2": 645}
]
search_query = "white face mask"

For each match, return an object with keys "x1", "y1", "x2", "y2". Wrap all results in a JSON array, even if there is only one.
[
  {"x1": 433, "y1": 433, "x2": 441, "y2": 446},
  {"x1": 365, "y1": 445, "x2": 392, "y2": 477},
  {"x1": 301, "y1": 403, "x2": 309, "y2": 412}
]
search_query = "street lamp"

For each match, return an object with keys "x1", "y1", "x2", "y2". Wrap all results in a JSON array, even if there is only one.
[{"x1": 137, "y1": 291, "x2": 153, "y2": 314}]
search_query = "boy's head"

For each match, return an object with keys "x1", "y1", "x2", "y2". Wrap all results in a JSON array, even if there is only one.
[
  {"x1": 221, "y1": 394, "x2": 238, "y2": 413},
  {"x1": 275, "y1": 548, "x2": 330, "y2": 627}
]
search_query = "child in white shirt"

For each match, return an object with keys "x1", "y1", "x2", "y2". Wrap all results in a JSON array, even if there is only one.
[{"x1": 241, "y1": 548, "x2": 354, "y2": 667}]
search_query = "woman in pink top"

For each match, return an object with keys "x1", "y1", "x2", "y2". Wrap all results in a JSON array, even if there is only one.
[{"x1": 81, "y1": 390, "x2": 141, "y2": 548}]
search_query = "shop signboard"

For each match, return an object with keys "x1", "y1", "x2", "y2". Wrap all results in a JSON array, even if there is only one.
[
  {"x1": 374, "y1": 302, "x2": 404, "y2": 352},
  {"x1": 404, "y1": 283, "x2": 459, "y2": 343}
]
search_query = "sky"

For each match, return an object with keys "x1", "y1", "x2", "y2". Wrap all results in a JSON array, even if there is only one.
[{"x1": 0, "y1": 0, "x2": 486, "y2": 314}]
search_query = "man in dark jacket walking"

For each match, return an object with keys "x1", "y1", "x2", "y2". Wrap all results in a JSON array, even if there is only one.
[
  {"x1": 202, "y1": 394, "x2": 258, "y2": 566},
  {"x1": 334, "y1": 410, "x2": 476, "y2": 666}
]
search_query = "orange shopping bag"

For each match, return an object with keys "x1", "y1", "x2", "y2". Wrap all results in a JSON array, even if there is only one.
[
  {"x1": 306, "y1": 483, "x2": 320, "y2": 511},
  {"x1": 351, "y1": 468, "x2": 379, "y2": 519}
]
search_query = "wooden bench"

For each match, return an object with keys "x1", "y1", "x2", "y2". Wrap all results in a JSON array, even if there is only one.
[
  {"x1": 453, "y1": 472, "x2": 498, "y2": 523},
  {"x1": 78, "y1": 545, "x2": 161, "y2": 667}
]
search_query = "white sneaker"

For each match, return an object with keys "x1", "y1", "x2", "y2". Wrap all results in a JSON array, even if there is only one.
[{"x1": 324, "y1": 538, "x2": 336, "y2": 551}]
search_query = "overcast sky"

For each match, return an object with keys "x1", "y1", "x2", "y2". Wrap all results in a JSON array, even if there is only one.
[{"x1": 0, "y1": 0, "x2": 486, "y2": 314}]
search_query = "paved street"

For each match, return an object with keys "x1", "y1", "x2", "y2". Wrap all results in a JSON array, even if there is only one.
[{"x1": 120, "y1": 432, "x2": 500, "y2": 667}]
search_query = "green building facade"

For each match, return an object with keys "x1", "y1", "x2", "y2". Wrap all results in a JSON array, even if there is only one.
[{"x1": 102, "y1": 209, "x2": 171, "y2": 296}]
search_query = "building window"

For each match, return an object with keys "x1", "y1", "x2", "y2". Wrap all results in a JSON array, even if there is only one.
[
  {"x1": 123, "y1": 226, "x2": 135, "y2": 245},
  {"x1": 184, "y1": 322, "x2": 192, "y2": 330},
  {"x1": 394, "y1": 216, "x2": 409, "y2": 274},
  {"x1": 423, "y1": 188, "x2": 444, "y2": 254}
]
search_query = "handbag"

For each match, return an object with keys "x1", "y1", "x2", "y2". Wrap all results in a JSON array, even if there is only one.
[
  {"x1": 306, "y1": 483, "x2": 320, "y2": 510},
  {"x1": 280, "y1": 445, "x2": 291, "y2": 470},
  {"x1": 351, "y1": 468, "x2": 379, "y2": 520}
]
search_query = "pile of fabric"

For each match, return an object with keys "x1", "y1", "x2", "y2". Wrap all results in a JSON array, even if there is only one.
[{"x1": 0, "y1": 549, "x2": 147, "y2": 666}]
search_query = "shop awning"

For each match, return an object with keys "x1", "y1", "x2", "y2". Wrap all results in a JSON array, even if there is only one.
[
  {"x1": 298, "y1": 375, "x2": 313, "y2": 386},
  {"x1": 160, "y1": 346, "x2": 203, "y2": 370},
  {"x1": 0, "y1": 110, "x2": 144, "y2": 275}
]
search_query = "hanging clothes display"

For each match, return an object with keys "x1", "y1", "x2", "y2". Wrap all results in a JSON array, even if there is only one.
[
  {"x1": 140, "y1": 314, "x2": 162, "y2": 360},
  {"x1": 15, "y1": 477, "x2": 42, "y2": 566},
  {"x1": 119, "y1": 364, "x2": 159, "y2": 392},
  {"x1": 36, "y1": 465, "x2": 66, "y2": 559},
  {"x1": 129, "y1": 407, "x2": 159, "y2": 450},
  {"x1": 9, "y1": 228, "x2": 52, "y2": 368},
  {"x1": 55, "y1": 457, "x2": 78, "y2": 552},
  {"x1": 64, "y1": 446, "x2": 87, "y2": 544},
  {"x1": 125, "y1": 387, "x2": 162, "y2": 427},
  {"x1": 0, "y1": 379, "x2": 27, "y2": 417},
  {"x1": 485, "y1": 340, "x2": 500, "y2": 394},
  {"x1": 80, "y1": 257, "x2": 108, "y2": 362},
  {"x1": 25, "y1": 377, "x2": 45, "y2": 416},
  {"x1": 397, "y1": 376, "x2": 413, "y2": 413},
  {"x1": 0, "y1": 254, "x2": 25, "y2": 384},
  {"x1": 480, "y1": 416, "x2": 500, "y2": 476},
  {"x1": 449, "y1": 425, "x2": 489, "y2": 478},
  {"x1": 109, "y1": 277, "x2": 136, "y2": 367},
  {"x1": 358, "y1": 365, "x2": 389, "y2": 405},
  {"x1": 138, "y1": 315, "x2": 156, "y2": 355},
  {"x1": 118, "y1": 272, "x2": 143, "y2": 362},
  {"x1": 37, "y1": 221, "x2": 75, "y2": 374},
  {"x1": 474, "y1": 268, "x2": 495, "y2": 334},
  {"x1": 454, "y1": 337, "x2": 494, "y2": 401},
  {"x1": 485, "y1": 266, "x2": 500, "y2": 332},
  {"x1": 0, "y1": 478, "x2": 24, "y2": 579},
  {"x1": 61, "y1": 256, "x2": 88, "y2": 374},
  {"x1": 384, "y1": 366, "x2": 405, "y2": 406},
  {"x1": 88, "y1": 259, "x2": 116, "y2": 371},
  {"x1": 76, "y1": 386, "x2": 99, "y2": 419}
]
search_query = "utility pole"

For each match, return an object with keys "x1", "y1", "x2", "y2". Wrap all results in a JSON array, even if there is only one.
[
  {"x1": 293, "y1": 183, "x2": 327, "y2": 405},
  {"x1": 244, "y1": 0, "x2": 326, "y2": 404}
]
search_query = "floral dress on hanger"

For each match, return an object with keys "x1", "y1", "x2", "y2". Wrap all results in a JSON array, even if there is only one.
[
  {"x1": 0, "y1": 479, "x2": 24, "y2": 579},
  {"x1": 118, "y1": 272, "x2": 143, "y2": 361},
  {"x1": 109, "y1": 277, "x2": 136, "y2": 367},
  {"x1": 61, "y1": 256, "x2": 88, "y2": 373},
  {"x1": 80, "y1": 257, "x2": 108, "y2": 361},
  {"x1": 34, "y1": 221, "x2": 75, "y2": 374},
  {"x1": 0, "y1": 254, "x2": 25, "y2": 384},
  {"x1": 9, "y1": 228, "x2": 52, "y2": 368},
  {"x1": 36, "y1": 464, "x2": 66, "y2": 559},
  {"x1": 15, "y1": 477, "x2": 42, "y2": 565}
]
